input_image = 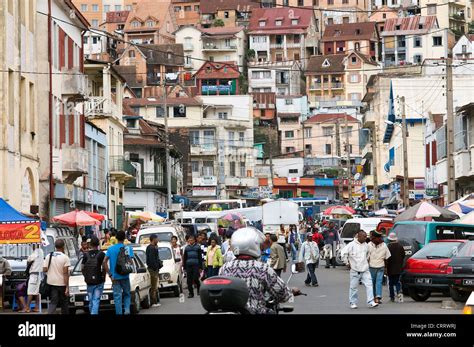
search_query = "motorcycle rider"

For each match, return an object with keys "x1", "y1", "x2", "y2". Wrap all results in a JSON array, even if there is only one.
[{"x1": 219, "y1": 227, "x2": 299, "y2": 314}]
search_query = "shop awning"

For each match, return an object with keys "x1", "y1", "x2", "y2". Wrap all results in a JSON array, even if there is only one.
[{"x1": 0, "y1": 198, "x2": 41, "y2": 244}]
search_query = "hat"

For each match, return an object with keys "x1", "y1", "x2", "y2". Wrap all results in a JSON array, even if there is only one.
[
  {"x1": 387, "y1": 232, "x2": 398, "y2": 241},
  {"x1": 372, "y1": 230, "x2": 383, "y2": 238}
]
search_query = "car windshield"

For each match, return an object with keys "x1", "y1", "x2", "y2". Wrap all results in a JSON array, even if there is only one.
[
  {"x1": 341, "y1": 223, "x2": 361, "y2": 238},
  {"x1": 391, "y1": 224, "x2": 426, "y2": 244},
  {"x1": 139, "y1": 232, "x2": 173, "y2": 244},
  {"x1": 72, "y1": 257, "x2": 84, "y2": 276},
  {"x1": 412, "y1": 242, "x2": 463, "y2": 259},
  {"x1": 457, "y1": 241, "x2": 474, "y2": 257}
]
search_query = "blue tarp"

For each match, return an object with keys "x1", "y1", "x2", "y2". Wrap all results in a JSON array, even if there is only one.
[{"x1": 0, "y1": 198, "x2": 35, "y2": 223}]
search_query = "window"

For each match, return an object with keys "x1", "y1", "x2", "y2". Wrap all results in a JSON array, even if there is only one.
[
  {"x1": 414, "y1": 36, "x2": 422, "y2": 48},
  {"x1": 328, "y1": 0, "x2": 334, "y2": 5},
  {"x1": 285, "y1": 131, "x2": 295, "y2": 138},
  {"x1": 323, "y1": 127, "x2": 333, "y2": 136},
  {"x1": 327, "y1": 18, "x2": 334, "y2": 25},
  {"x1": 286, "y1": 147, "x2": 295, "y2": 153},
  {"x1": 91, "y1": 20, "x2": 99, "y2": 28},
  {"x1": 224, "y1": 11, "x2": 229, "y2": 18},
  {"x1": 383, "y1": 14, "x2": 386, "y2": 19},
  {"x1": 276, "y1": 53, "x2": 283, "y2": 62},
  {"x1": 92, "y1": 37, "x2": 98, "y2": 44},
  {"x1": 156, "y1": 106, "x2": 164, "y2": 117},
  {"x1": 83, "y1": 36, "x2": 88, "y2": 44},
  {"x1": 285, "y1": 99, "x2": 293, "y2": 105},
  {"x1": 129, "y1": 50, "x2": 135, "y2": 58},
  {"x1": 191, "y1": 161, "x2": 199, "y2": 173},
  {"x1": 132, "y1": 21, "x2": 140, "y2": 28},
  {"x1": 325, "y1": 144, "x2": 332, "y2": 154},
  {"x1": 305, "y1": 144, "x2": 312, "y2": 153},
  {"x1": 229, "y1": 131, "x2": 235, "y2": 145},
  {"x1": 259, "y1": 20, "x2": 266, "y2": 27},
  {"x1": 350, "y1": 74, "x2": 359, "y2": 83},
  {"x1": 104, "y1": 5, "x2": 110, "y2": 12},
  {"x1": 185, "y1": 6, "x2": 192, "y2": 11},
  {"x1": 292, "y1": 19, "x2": 299, "y2": 25},
  {"x1": 174, "y1": 6, "x2": 181, "y2": 12},
  {"x1": 343, "y1": 17, "x2": 349, "y2": 23},
  {"x1": 293, "y1": 35, "x2": 300, "y2": 44},
  {"x1": 462, "y1": 45, "x2": 467, "y2": 53},
  {"x1": 294, "y1": 52, "x2": 300, "y2": 61},
  {"x1": 239, "y1": 132, "x2": 245, "y2": 144},
  {"x1": 230, "y1": 162, "x2": 236, "y2": 176},
  {"x1": 313, "y1": 0, "x2": 319, "y2": 5},
  {"x1": 115, "y1": 5, "x2": 121, "y2": 11},
  {"x1": 289, "y1": 169, "x2": 298, "y2": 174},
  {"x1": 304, "y1": 128, "x2": 312, "y2": 138},
  {"x1": 354, "y1": 42, "x2": 360, "y2": 51},
  {"x1": 190, "y1": 131, "x2": 200, "y2": 145},
  {"x1": 275, "y1": 20, "x2": 282, "y2": 26},
  {"x1": 413, "y1": 54, "x2": 422, "y2": 64},
  {"x1": 126, "y1": 5, "x2": 132, "y2": 11},
  {"x1": 427, "y1": 4, "x2": 436, "y2": 15},
  {"x1": 433, "y1": 36, "x2": 442, "y2": 46},
  {"x1": 240, "y1": 162, "x2": 246, "y2": 177},
  {"x1": 218, "y1": 112, "x2": 228, "y2": 119},
  {"x1": 195, "y1": 5, "x2": 200, "y2": 11},
  {"x1": 202, "y1": 161, "x2": 214, "y2": 176},
  {"x1": 146, "y1": 20, "x2": 155, "y2": 27},
  {"x1": 92, "y1": 4, "x2": 99, "y2": 12},
  {"x1": 81, "y1": 4, "x2": 88, "y2": 12},
  {"x1": 173, "y1": 106, "x2": 186, "y2": 117}
]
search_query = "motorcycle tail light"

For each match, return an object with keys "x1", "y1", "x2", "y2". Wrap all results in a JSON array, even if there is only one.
[{"x1": 204, "y1": 278, "x2": 232, "y2": 285}]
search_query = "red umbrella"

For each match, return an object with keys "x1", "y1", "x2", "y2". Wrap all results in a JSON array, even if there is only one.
[
  {"x1": 85, "y1": 211, "x2": 105, "y2": 221},
  {"x1": 52, "y1": 210, "x2": 101, "y2": 226},
  {"x1": 323, "y1": 205, "x2": 356, "y2": 215}
]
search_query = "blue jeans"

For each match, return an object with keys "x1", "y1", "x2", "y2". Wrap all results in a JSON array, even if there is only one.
[
  {"x1": 299, "y1": 234, "x2": 306, "y2": 244},
  {"x1": 290, "y1": 243, "x2": 298, "y2": 261},
  {"x1": 87, "y1": 283, "x2": 104, "y2": 315},
  {"x1": 369, "y1": 267, "x2": 385, "y2": 299},
  {"x1": 112, "y1": 279, "x2": 131, "y2": 315},
  {"x1": 305, "y1": 263, "x2": 318, "y2": 285},
  {"x1": 349, "y1": 270, "x2": 375, "y2": 305},
  {"x1": 388, "y1": 274, "x2": 401, "y2": 299}
]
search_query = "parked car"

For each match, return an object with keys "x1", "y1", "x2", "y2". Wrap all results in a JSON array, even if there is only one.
[
  {"x1": 136, "y1": 223, "x2": 186, "y2": 246},
  {"x1": 130, "y1": 243, "x2": 183, "y2": 297},
  {"x1": 69, "y1": 251, "x2": 151, "y2": 314},
  {"x1": 376, "y1": 220, "x2": 395, "y2": 236},
  {"x1": 390, "y1": 221, "x2": 474, "y2": 258},
  {"x1": 447, "y1": 240, "x2": 474, "y2": 302},
  {"x1": 401, "y1": 240, "x2": 468, "y2": 302}
]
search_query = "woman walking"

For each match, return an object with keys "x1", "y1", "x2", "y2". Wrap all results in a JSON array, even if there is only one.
[{"x1": 205, "y1": 239, "x2": 223, "y2": 278}]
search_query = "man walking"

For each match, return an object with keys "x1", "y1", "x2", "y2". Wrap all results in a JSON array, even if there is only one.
[
  {"x1": 81, "y1": 236, "x2": 106, "y2": 314},
  {"x1": 26, "y1": 244, "x2": 44, "y2": 312},
  {"x1": 104, "y1": 230, "x2": 134, "y2": 315},
  {"x1": 340, "y1": 230, "x2": 379, "y2": 309},
  {"x1": 146, "y1": 234, "x2": 162, "y2": 307},
  {"x1": 322, "y1": 222, "x2": 339, "y2": 268},
  {"x1": 43, "y1": 240, "x2": 71, "y2": 314},
  {"x1": 299, "y1": 233, "x2": 319, "y2": 287},
  {"x1": 368, "y1": 230, "x2": 391, "y2": 304},
  {"x1": 386, "y1": 232, "x2": 406, "y2": 303},
  {"x1": 182, "y1": 235, "x2": 203, "y2": 298},
  {"x1": 270, "y1": 234, "x2": 286, "y2": 277}
]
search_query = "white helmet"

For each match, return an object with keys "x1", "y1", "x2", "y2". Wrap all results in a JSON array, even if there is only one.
[{"x1": 231, "y1": 227, "x2": 265, "y2": 258}]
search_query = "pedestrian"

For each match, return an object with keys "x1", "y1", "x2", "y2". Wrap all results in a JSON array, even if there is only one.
[
  {"x1": 182, "y1": 235, "x2": 203, "y2": 298},
  {"x1": 223, "y1": 239, "x2": 236, "y2": 263},
  {"x1": 340, "y1": 230, "x2": 379, "y2": 309},
  {"x1": 386, "y1": 232, "x2": 406, "y2": 303},
  {"x1": 102, "y1": 229, "x2": 111, "y2": 247},
  {"x1": 288, "y1": 224, "x2": 298, "y2": 261},
  {"x1": 146, "y1": 234, "x2": 162, "y2": 308},
  {"x1": 197, "y1": 232, "x2": 208, "y2": 279},
  {"x1": 103, "y1": 230, "x2": 134, "y2": 315},
  {"x1": 205, "y1": 238, "x2": 223, "y2": 278},
  {"x1": 170, "y1": 236, "x2": 182, "y2": 261},
  {"x1": 261, "y1": 233, "x2": 271, "y2": 263},
  {"x1": 79, "y1": 238, "x2": 89, "y2": 258},
  {"x1": 81, "y1": 236, "x2": 106, "y2": 314},
  {"x1": 298, "y1": 222, "x2": 307, "y2": 244},
  {"x1": 270, "y1": 234, "x2": 286, "y2": 277},
  {"x1": 15, "y1": 281, "x2": 28, "y2": 312},
  {"x1": 299, "y1": 233, "x2": 319, "y2": 287},
  {"x1": 110, "y1": 230, "x2": 118, "y2": 245},
  {"x1": 77, "y1": 227, "x2": 85, "y2": 244},
  {"x1": 277, "y1": 224, "x2": 288, "y2": 261},
  {"x1": 0, "y1": 256, "x2": 12, "y2": 276},
  {"x1": 43, "y1": 239, "x2": 71, "y2": 314},
  {"x1": 25, "y1": 244, "x2": 44, "y2": 312},
  {"x1": 322, "y1": 221, "x2": 339, "y2": 268},
  {"x1": 218, "y1": 224, "x2": 225, "y2": 238},
  {"x1": 368, "y1": 230, "x2": 391, "y2": 304}
]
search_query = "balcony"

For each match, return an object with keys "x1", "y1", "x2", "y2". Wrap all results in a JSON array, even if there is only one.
[
  {"x1": 309, "y1": 83, "x2": 322, "y2": 90},
  {"x1": 270, "y1": 43, "x2": 284, "y2": 49},
  {"x1": 85, "y1": 97, "x2": 118, "y2": 117},
  {"x1": 454, "y1": 150, "x2": 471, "y2": 179},
  {"x1": 190, "y1": 144, "x2": 217, "y2": 156},
  {"x1": 62, "y1": 145, "x2": 88, "y2": 184},
  {"x1": 192, "y1": 175, "x2": 218, "y2": 186},
  {"x1": 202, "y1": 42, "x2": 238, "y2": 51},
  {"x1": 131, "y1": 172, "x2": 178, "y2": 193},
  {"x1": 331, "y1": 82, "x2": 344, "y2": 89},
  {"x1": 225, "y1": 177, "x2": 257, "y2": 187},
  {"x1": 61, "y1": 68, "x2": 87, "y2": 97},
  {"x1": 109, "y1": 155, "x2": 134, "y2": 184}
]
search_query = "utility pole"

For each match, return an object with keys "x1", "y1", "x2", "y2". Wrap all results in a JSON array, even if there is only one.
[
  {"x1": 345, "y1": 115, "x2": 353, "y2": 207},
  {"x1": 162, "y1": 83, "x2": 173, "y2": 211},
  {"x1": 335, "y1": 120, "x2": 343, "y2": 203},
  {"x1": 372, "y1": 126, "x2": 379, "y2": 210},
  {"x1": 267, "y1": 124, "x2": 274, "y2": 189},
  {"x1": 446, "y1": 53, "x2": 455, "y2": 204},
  {"x1": 400, "y1": 96, "x2": 410, "y2": 208}
]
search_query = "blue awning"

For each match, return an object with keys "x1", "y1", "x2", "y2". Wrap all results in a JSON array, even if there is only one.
[
  {"x1": 383, "y1": 81, "x2": 396, "y2": 143},
  {"x1": 0, "y1": 198, "x2": 35, "y2": 223}
]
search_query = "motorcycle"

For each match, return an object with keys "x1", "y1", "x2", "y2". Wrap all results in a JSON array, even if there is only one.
[{"x1": 200, "y1": 264, "x2": 306, "y2": 314}]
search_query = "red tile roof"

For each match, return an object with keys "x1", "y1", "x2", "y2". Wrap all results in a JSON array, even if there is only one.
[
  {"x1": 305, "y1": 55, "x2": 346, "y2": 75},
  {"x1": 304, "y1": 113, "x2": 358, "y2": 124},
  {"x1": 199, "y1": 26, "x2": 245, "y2": 36},
  {"x1": 105, "y1": 11, "x2": 130, "y2": 24},
  {"x1": 194, "y1": 61, "x2": 240, "y2": 79},
  {"x1": 321, "y1": 22, "x2": 378, "y2": 42},
  {"x1": 249, "y1": 7, "x2": 314, "y2": 34},
  {"x1": 200, "y1": 0, "x2": 259, "y2": 14},
  {"x1": 381, "y1": 16, "x2": 438, "y2": 36}
]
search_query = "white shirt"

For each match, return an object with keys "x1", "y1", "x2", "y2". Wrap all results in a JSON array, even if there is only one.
[
  {"x1": 299, "y1": 241, "x2": 319, "y2": 265},
  {"x1": 43, "y1": 251, "x2": 71, "y2": 286},
  {"x1": 340, "y1": 238, "x2": 370, "y2": 273},
  {"x1": 28, "y1": 248, "x2": 44, "y2": 273},
  {"x1": 368, "y1": 242, "x2": 391, "y2": 268}
]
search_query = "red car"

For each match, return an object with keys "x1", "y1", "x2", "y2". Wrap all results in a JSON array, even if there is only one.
[{"x1": 401, "y1": 239, "x2": 468, "y2": 302}]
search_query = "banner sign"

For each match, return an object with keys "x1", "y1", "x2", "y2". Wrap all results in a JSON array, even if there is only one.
[{"x1": 0, "y1": 222, "x2": 41, "y2": 244}]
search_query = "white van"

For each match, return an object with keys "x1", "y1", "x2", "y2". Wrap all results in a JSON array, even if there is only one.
[
  {"x1": 136, "y1": 224, "x2": 186, "y2": 246},
  {"x1": 339, "y1": 218, "x2": 384, "y2": 245},
  {"x1": 175, "y1": 211, "x2": 222, "y2": 235}
]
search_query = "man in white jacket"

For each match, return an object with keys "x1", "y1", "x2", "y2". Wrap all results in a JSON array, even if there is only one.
[
  {"x1": 340, "y1": 230, "x2": 379, "y2": 309},
  {"x1": 299, "y1": 233, "x2": 319, "y2": 287}
]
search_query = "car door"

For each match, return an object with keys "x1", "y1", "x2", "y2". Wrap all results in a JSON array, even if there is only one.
[{"x1": 134, "y1": 257, "x2": 150, "y2": 298}]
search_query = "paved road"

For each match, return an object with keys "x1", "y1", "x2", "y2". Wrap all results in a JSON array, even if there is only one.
[{"x1": 145, "y1": 265, "x2": 464, "y2": 314}]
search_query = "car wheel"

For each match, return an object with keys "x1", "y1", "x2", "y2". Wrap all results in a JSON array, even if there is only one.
[
  {"x1": 449, "y1": 287, "x2": 471, "y2": 302},
  {"x1": 408, "y1": 287, "x2": 431, "y2": 302},
  {"x1": 141, "y1": 291, "x2": 151, "y2": 309},
  {"x1": 131, "y1": 289, "x2": 141, "y2": 314}
]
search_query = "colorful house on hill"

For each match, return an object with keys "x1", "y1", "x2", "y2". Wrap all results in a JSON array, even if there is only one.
[{"x1": 194, "y1": 61, "x2": 241, "y2": 95}]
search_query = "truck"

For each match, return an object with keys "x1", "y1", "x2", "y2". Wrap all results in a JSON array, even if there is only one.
[{"x1": 262, "y1": 201, "x2": 301, "y2": 235}]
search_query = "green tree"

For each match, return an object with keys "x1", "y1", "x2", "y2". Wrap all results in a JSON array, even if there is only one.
[{"x1": 213, "y1": 19, "x2": 225, "y2": 27}]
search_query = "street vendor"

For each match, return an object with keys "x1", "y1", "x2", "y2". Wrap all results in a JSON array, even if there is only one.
[{"x1": 0, "y1": 256, "x2": 12, "y2": 310}]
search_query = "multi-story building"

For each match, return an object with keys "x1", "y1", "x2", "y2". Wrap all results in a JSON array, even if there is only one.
[
  {"x1": 123, "y1": 0, "x2": 177, "y2": 45},
  {"x1": 305, "y1": 52, "x2": 378, "y2": 114},
  {"x1": 37, "y1": 0, "x2": 90, "y2": 219},
  {"x1": 321, "y1": 22, "x2": 380, "y2": 61},
  {"x1": 84, "y1": 60, "x2": 133, "y2": 227},
  {"x1": 317, "y1": 0, "x2": 369, "y2": 32},
  {"x1": 248, "y1": 61, "x2": 303, "y2": 96},
  {"x1": 172, "y1": 0, "x2": 201, "y2": 28},
  {"x1": 277, "y1": 96, "x2": 310, "y2": 155},
  {"x1": 175, "y1": 26, "x2": 247, "y2": 73},
  {"x1": 452, "y1": 34, "x2": 474, "y2": 60},
  {"x1": 194, "y1": 61, "x2": 241, "y2": 96},
  {"x1": 0, "y1": 0, "x2": 40, "y2": 215},
  {"x1": 369, "y1": 6, "x2": 399, "y2": 34},
  {"x1": 200, "y1": 0, "x2": 259, "y2": 28},
  {"x1": 420, "y1": 0, "x2": 472, "y2": 38},
  {"x1": 248, "y1": 7, "x2": 319, "y2": 66},
  {"x1": 123, "y1": 117, "x2": 182, "y2": 214}
]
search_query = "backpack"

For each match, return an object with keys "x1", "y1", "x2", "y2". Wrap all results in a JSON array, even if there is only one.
[
  {"x1": 82, "y1": 251, "x2": 104, "y2": 285},
  {"x1": 115, "y1": 246, "x2": 134, "y2": 276}
]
